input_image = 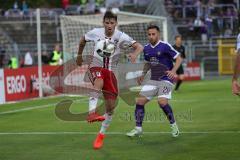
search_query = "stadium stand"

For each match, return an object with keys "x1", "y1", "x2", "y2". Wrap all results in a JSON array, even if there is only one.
[{"x1": 0, "y1": 0, "x2": 239, "y2": 69}]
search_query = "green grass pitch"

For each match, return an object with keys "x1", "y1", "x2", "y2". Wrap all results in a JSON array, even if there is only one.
[{"x1": 0, "y1": 78, "x2": 239, "y2": 160}]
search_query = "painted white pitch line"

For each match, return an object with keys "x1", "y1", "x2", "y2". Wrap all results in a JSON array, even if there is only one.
[
  {"x1": 0, "y1": 99, "x2": 89, "y2": 115},
  {"x1": 0, "y1": 97, "x2": 238, "y2": 115},
  {"x1": 0, "y1": 103, "x2": 55, "y2": 115},
  {"x1": 0, "y1": 131, "x2": 239, "y2": 135}
]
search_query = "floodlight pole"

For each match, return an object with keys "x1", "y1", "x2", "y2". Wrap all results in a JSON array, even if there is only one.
[{"x1": 37, "y1": 8, "x2": 43, "y2": 98}]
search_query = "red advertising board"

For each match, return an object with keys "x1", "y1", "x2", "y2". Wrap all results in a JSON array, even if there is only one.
[
  {"x1": 2, "y1": 62, "x2": 201, "y2": 103},
  {"x1": 184, "y1": 62, "x2": 201, "y2": 81},
  {"x1": 3, "y1": 65, "x2": 59, "y2": 101}
]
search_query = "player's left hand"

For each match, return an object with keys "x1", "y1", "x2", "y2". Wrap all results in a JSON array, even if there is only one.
[
  {"x1": 232, "y1": 80, "x2": 240, "y2": 95},
  {"x1": 128, "y1": 53, "x2": 137, "y2": 63},
  {"x1": 166, "y1": 70, "x2": 177, "y2": 79}
]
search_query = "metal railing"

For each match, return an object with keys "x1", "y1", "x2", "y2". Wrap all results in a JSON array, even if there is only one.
[
  {"x1": 1, "y1": 8, "x2": 65, "y2": 26},
  {"x1": 0, "y1": 27, "x2": 19, "y2": 58},
  {"x1": 200, "y1": 56, "x2": 234, "y2": 79},
  {"x1": 165, "y1": 4, "x2": 238, "y2": 19},
  {"x1": 144, "y1": 0, "x2": 179, "y2": 44}
]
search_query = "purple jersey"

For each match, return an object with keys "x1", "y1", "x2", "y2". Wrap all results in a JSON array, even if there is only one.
[{"x1": 143, "y1": 41, "x2": 179, "y2": 83}]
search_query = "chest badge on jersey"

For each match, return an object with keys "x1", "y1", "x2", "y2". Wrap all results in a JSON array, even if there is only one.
[{"x1": 157, "y1": 51, "x2": 161, "y2": 56}]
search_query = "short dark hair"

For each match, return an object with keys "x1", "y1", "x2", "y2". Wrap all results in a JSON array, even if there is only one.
[
  {"x1": 175, "y1": 35, "x2": 182, "y2": 40},
  {"x1": 103, "y1": 10, "x2": 117, "y2": 21},
  {"x1": 147, "y1": 25, "x2": 160, "y2": 32}
]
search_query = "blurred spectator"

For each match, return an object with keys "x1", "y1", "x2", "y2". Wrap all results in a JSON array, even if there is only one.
[
  {"x1": 217, "y1": 8, "x2": 224, "y2": 34},
  {"x1": 80, "y1": 0, "x2": 88, "y2": 6},
  {"x1": 225, "y1": 7, "x2": 235, "y2": 17},
  {"x1": 187, "y1": 18, "x2": 194, "y2": 31},
  {"x1": 106, "y1": 0, "x2": 124, "y2": 9},
  {"x1": 0, "y1": 47, "x2": 5, "y2": 68},
  {"x1": 224, "y1": 24, "x2": 233, "y2": 37},
  {"x1": 41, "y1": 51, "x2": 49, "y2": 65},
  {"x1": 49, "y1": 44, "x2": 62, "y2": 66},
  {"x1": 8, "y1": 55, "x2": 18, "y2": 69},
  {"x1": 173, "y1": 10, "x2": 179, "y2": 20},
  {"x1": 172, "y1": 0, "x2": 182, "y2": 5},
  {"x1": 205, "y1": 16, "x2": 213, "y2": 38},
  {"x1": 79, "y1": 0, "x2": 88, "y2": 14},
  {"x1": 24, "y1": 51, "x2": 33, "y2": 67},
  {"x1": 95, "y1": 0, "x2": 105, "y2": 8},
  {"x1": 19, "y1": 55, "x2": 24, "y2": 68},
  {"x1": 62, "y1": 0, "x2": 70, "y2": 9},
  {"x1": 224, "y1": 7, "x2": 235, "y2": 29},
  {"x1": 194, "y1": 17, "x2": 203, "y2": 27},
  {"x1": 194, "y1": 0, "x2": 203, "y2": 18},
  {"x1": 200, "y1": 22, "x2": 208, "y2": 45},
  {"x1": 183, "y1": 0, "x2": 195, "y2": 18},
  {"x1": 85, "y1": 0, "x2": 96, "y2": 14},
  {"x1": 165, "y1": 0, "x2": 174, "y2": 14},
  {"x1": 13, "y1": 1, "x2": 18, "y2": 10},
  {"x1": 0, "y1": 9, "x2": 5, "y2": 16},
  {"x1": 22, "y1": 0, "x2": 29, "y2": 16},
  {"x1": 183, "y1": 0, "x2": 194, "y2": 5}
]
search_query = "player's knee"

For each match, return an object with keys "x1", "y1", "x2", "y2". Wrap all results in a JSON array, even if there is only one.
[
  {"x1": 136, "y1": 96, "x2": 148, "y2": 105},
  {"x1": 94, "y1": 78, "x2": 104, "y2": 89},
  {"x1": 158, "y1": 98, "x2": 168, "y2": 106},
  {"x1": 106, "y1": 107, "x2": 114, "y2": 115},
  {"x1": 105, "y1": 101, "x2": 116, "y2": 115}
]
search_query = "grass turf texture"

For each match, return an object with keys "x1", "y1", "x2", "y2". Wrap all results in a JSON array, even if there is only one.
[{"x1": 0, "y1": 78, "x2": 239, "y2": 160}]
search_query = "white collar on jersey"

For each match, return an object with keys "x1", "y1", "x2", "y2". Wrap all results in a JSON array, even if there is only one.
[{"x1": 150, "y1": 40, "x2": 161, "y2": 48}]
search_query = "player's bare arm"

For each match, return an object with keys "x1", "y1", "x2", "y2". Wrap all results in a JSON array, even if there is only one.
[
  {"x1": 166, "y1": 55, "x2": 182, "y2": 79},
  {"x1": 138, "y1": 62, "x2": 150, "y2": 85},
  {"x1": 76, "y1": 36, "x2": 86, "y2": 66},
  {"x1": 232, "y1": 51, "x2": 240, "y2": 95},
  {"x1": 128, "y1": 42, "x2": 143, "y2": 63}
]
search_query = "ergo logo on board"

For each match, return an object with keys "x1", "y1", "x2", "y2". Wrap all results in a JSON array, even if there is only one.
[{"x1": 6, "y1": 75, "x2": 26, "y2": 94}]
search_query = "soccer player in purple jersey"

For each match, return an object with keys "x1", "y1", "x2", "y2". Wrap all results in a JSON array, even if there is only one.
[{"x1": 126, "y1": 25, "x2": 182, "y2": 137}]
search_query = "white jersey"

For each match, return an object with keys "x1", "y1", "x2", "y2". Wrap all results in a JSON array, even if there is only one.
[
  {"x1": 85, "y1": 28, "x2": 136, "y2": 71},
  {"x1": 237, "y1": 33, "x2": 240, "y2": 53}
]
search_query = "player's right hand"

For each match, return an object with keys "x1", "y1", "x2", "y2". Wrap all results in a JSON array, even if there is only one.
[
  {"x1": 76, "y1": 55, "x2": 83, "y2": 66},
  {"x1": 166, "y1": 70, "x2": 176, "y2": 79},
  {"x1": 232, "y1": 80, "x2": 240, "y2": 96},
  {"x1": 137, "y1": 75, "x2": 144, "y2": 85}
]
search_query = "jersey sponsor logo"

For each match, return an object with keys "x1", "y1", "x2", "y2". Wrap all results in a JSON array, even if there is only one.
[
  {"x1": 114, "y1": 39, "x2": 119, "y2": 45},
  {"x1": 150, "y1": 57, "x2": 159, "y2": 66}
]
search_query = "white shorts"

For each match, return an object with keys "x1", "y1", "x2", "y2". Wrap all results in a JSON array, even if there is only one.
[{"x1": 139, "y1": 80, "x2": 174, "y2": 100}]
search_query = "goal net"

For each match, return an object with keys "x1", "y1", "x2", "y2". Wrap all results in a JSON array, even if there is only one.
[
  {"x1": 60, "y1": 11, "x2": 168, "y2": 62},
  {"x1": 58, "y1": 11, "x2": 168, "y2": 98}
]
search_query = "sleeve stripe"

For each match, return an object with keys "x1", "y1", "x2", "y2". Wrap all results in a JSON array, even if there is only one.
[
  {"x1": 164, "y1": 41, "x2": 180, "y2": 59},
  {"x1": 173, "y1": 52, "x2": 180, "y2": 59}
]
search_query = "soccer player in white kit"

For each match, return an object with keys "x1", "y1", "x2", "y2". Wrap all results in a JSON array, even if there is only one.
[
  {"x1": 76, "y1": 11, "x2": 143, "y2": 149},
  {"x1": 232, "y1": 33, "x2": 240, "y2": 95}
]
